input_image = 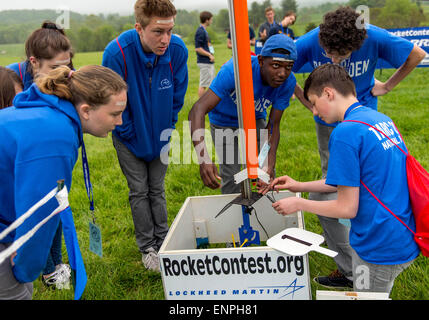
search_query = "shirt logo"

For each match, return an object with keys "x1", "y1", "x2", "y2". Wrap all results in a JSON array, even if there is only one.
[{"x1": 159, "y1": 79, "x2": 172, "y2": 90}]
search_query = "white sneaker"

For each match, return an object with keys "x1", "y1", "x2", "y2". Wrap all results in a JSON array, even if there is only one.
[
  {"x1": 142, "y1": 248, "x2": 160, "y2": 272},
  {"x1": 42, "y1": 264, "x2": 71, "y2": 289}
]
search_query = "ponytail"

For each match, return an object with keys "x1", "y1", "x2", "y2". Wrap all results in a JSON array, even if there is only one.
[{"x1": 36, "y1": 65, "x2": 127, "y2": 107}]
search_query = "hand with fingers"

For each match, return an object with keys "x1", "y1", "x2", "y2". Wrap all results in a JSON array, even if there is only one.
[
  {"x1": 272, "y1": 196, "x2": 301, "y2": 216},
  {"x1": 199, "y1": 162, "x2": 221, "y2": 189}
]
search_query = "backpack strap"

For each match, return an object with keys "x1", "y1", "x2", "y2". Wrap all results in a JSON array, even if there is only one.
[
  {"x1": 343, "y1": 120, "x2": 408, "y2": 156},
  {"x1": 360, "y1": 179, "x2": 416, "y2": 235},
  {"x1": 116, "y1": 37, "x2": 128, "y2": 81}
]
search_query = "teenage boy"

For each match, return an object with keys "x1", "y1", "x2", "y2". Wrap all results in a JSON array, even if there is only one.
[
  {"x1": 262, "y1": 64, "x2": 419, "y2": 294},
  {"x1": 195, "y1": 11, "x2": 215, "y2": 97},
  {"x1": 258, "y1": 7, "x2": 279, "y2": 45},
  {"x1": 291, "y1": 6, "x2": 426, "y2": 288},
  {"x1": 102, "y1": 0, "x2": 188, "y2": 272},
  {"x1": 188, "y1": 34, "x2": 296, "y2": 194},
  {"x1": 268, "y1": 11, "x2": 296, "y2": 40}
]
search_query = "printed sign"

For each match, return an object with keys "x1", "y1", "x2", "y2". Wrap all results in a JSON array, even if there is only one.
[
  {"x1": 378, "y1": 27, "x2": 429, "y2": 68},
  {"x1": 160, "y1": 249, "x2": 311, "y2": 300}
]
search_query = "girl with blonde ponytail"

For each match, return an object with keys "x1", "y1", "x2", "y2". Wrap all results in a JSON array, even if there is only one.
[
  {"x1": 0, "y1": 65, "x2": 127, "y2": 299},
  {"x1": 6, "y1": 21, "x2": 76, "y2": 289}
]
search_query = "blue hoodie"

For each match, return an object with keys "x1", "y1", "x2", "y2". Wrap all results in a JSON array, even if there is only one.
[
  {"x1": 7, "y1": 61, "x2": 34, "y2": 91},
  {"x1": 0, "y1": 83, "x2": 82, "y2": 282},
  {"x1": 102, "y1": 29, "x2": 188, "y2": 161}
]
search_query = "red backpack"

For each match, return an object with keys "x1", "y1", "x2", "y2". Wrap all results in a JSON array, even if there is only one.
[{"x1": 344, "y1": 120, "x2": 429, "y2": 257}]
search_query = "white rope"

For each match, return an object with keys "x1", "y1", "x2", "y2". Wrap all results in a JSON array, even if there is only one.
[
  {"x1": 0, "y1": 187, "x2": 69, "y2": 265},
  {"x1": 0, "y1": 187, "x2": 57, "y2": 241}
]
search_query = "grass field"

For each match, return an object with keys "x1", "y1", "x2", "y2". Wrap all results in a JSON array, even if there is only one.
[{"x1": 1, "y1": 41, "x2": 428, "y2": 300}]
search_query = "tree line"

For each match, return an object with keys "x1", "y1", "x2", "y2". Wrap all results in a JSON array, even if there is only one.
[{"x1": 0, "y1": 0, "x2": 427, "y2": 53}]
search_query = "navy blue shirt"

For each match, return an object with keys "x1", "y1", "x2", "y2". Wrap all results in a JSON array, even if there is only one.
[
  {"x1": 195, "y1": 25, "x2": 212, "y2": 64},
  {"x1": 268, "y1": 25, "x2": 295, "y2": 39},
  {"x1": 227, "y1": 25, "x2": 256, "y2": 41}
]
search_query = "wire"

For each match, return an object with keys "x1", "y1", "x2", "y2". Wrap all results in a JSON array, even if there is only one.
[{"x1": 250, "y1": 206, "x2": 269, "y2": 240}]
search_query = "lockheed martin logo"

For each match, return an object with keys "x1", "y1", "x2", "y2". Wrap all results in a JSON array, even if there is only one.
[{"x1": 250, "y1": 278, "x2": 305, "y2": 300}]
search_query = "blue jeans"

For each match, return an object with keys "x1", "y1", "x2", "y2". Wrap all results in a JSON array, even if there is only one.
[{"x1": 43, "y1": 222, "x2": 63, "y2": 275}]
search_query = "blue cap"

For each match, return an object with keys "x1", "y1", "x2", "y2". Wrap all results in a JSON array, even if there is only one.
[{"x1": 260, "y1": 34, "x2": 297, "y2": 61}]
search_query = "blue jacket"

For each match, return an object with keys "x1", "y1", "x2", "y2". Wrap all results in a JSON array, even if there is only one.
[
  {"x1": 0, "y1": 84, "x2": 82, "y2": 282},
  {"x1": 102, "y1": 29, "x2": 189, "y2": 161},
  {"x1": 7, "y1": 61, "x2": 34, "y2": 91}
]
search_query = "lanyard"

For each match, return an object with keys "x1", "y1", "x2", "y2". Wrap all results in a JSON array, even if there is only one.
[{"x1": 81, "y1": 141, "x2": 95, "y2": 222}]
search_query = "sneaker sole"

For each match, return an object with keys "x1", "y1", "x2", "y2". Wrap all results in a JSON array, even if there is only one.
[{"x1": 312, "y1": 277, "x2": 353, "y2": 290}]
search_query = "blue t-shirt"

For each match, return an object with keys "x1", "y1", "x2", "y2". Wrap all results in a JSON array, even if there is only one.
[
  {"x1": 195, "y1": 25, "x2": 212, "y2": 64},
  {"x1": 293, "y1": 25, "x2": 414, "y2": 127},
  {"x1": 326, "y1": 104, "x2": 420, "y2": 264},
  {"x1": 209, "y1": 56, "x2": 296, "y2": 128}
]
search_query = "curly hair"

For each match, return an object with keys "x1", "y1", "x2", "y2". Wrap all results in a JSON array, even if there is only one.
[{"x1": 319, "y1": 6, "x2": 367, "y2": 56}]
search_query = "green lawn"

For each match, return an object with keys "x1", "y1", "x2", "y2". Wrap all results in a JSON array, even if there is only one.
[{"x1": 2, "y1": 41, "x2": 428, "y2": 300}]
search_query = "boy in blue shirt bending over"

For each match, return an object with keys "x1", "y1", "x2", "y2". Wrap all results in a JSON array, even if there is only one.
[
  {"x1": 262, "y1": 64, "x2": 419, "y2": 295},
  {"x1": 102, "y1": 0, "x2": 188, "y2": 272},
  {"x1": 188, "y1": 34, "x2": 296, "y2": 194},
  {"x1": 291, "y1": 6, "x2": 426, "y2": 288}
]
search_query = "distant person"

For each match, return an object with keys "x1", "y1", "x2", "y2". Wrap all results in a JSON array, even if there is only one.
[
  {"x1": 195, "y1": 11, "x2": 215, "y2": 97},
  {"x1": 0, "y1": 66, "x2": 23, "y2": 109},
  {"x1": 102, "y1": 0, "x2": 188, "y2": 272},
  {"x1": 262, "y1": 63, "x2": 419, "y2": 295},
  {"x1": 268, "y1": 11, "x2": 296, "y2": 40},
  {"x1": 188, "y1": 35, "x2": 297, "y2": 194},
  {"x1": 258, "y1": 6, "x2": 279, "y2": 45},
  {"x1": 7, "y1": 21, "x2": 75, "y2": 290},
  {"x1": 0, "y1": 65, "x2": 127, "y2": 300},
  {"x1": 227, "y1": 25, "x2": 256, "y2": 50},
  {"x1": 291, "y1": 6, "x2": 426, "y2": 289}
]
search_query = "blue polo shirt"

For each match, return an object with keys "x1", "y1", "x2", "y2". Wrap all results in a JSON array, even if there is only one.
[
  {"x1": 326, "y1": 104, "x2": 420, "y2": 264},
  {"x1": 293, "y1": 24, "x2": 414, "y2": 127},
  {"x1": 208, "y1": 56, "x2": 296, "y2": 128}
]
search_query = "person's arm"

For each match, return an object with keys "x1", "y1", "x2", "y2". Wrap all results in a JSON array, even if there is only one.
[
  {"x1": 170, "y1": 41, "x2": 189, "y2": 127},
  {"x1": 12, "y1": 155, "x2": 74, "y2": 283},
  {"x1": 258, "y1": 24, "x2": 268, "y2": 41},
  {"x1": 272, "y1": 184, "x2": 359, "y2": 219},
  {"x1": 372, "y1": 44, "x2": 426, "y2": 96},
  {"x1": 294, "y1": 83, "x2": 313, "y2": 113},
  {"x1": 227, "y1": 38, "x2": 233, "y2": 49},
  {"x1": 188, "y1": 89, "x2": 222, "y2": 189},
  {"x1": 195, "y1": 47, "x2": 215, "y2": 62},
  {"x1": 264, "y1": 108, "x2": 283, "y2": 180},
  {"x1": 195, "y1": 29, "x2": 214, "y2": 62}
]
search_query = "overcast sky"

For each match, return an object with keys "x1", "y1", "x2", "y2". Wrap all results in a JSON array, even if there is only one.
[{"x1": 0, "y1": 0, "x2": 338, "y2": 15}]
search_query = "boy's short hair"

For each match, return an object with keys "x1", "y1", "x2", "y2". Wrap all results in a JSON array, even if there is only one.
[
  {"x1": 303, "y1": 64, "x2": 356, "y2": 100},
  {"x1": 319, "y1": 6, "x2": 367, "y2": 56},
  {"x1": 265, "y1": 6, "x2": 274, "y2": 14},
  {"x1": 200, "y1": 11, "x2": 213, "y2": 24},
  {"x1": 134, "y1": 0, "x2": 177, "y2": 28}
]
